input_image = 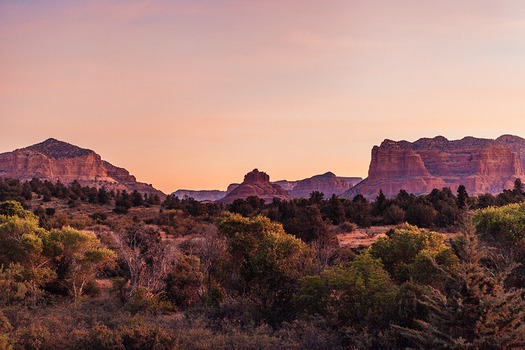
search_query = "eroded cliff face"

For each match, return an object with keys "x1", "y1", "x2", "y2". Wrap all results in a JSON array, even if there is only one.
[
  {"x1": 218, "y1": 169, "x2": 290, "y2": 204},
  {"x1": 0, "y1": 138, "x2": 164, "y2": 196},
  {"x1": 343, "y1": 135, "x2": 525, "y2": 199}
]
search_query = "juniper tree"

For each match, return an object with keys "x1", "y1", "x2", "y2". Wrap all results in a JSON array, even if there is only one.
[{"x1": 395, "y1": 231, "x2": 525, "y2": 349}]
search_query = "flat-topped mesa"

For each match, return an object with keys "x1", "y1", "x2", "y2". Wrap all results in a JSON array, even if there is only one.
[
  {"x1": 218, "y1": 169, "x2": 290, "y2": 204},
  {"x1": 0, "y1": 138, "x2": 165, "y2": 197},
  {"x1": 343, "y1": 135, "x2": 525, "y2": 199}
]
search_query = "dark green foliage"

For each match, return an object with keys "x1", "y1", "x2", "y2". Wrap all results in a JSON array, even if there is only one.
[
  {"x1": 131, "y1": 190, "x2": 144, "y2": 207},
  {"x1": 396, "y1": 232, "x2": 525, "y2": 349},
  {"x1": 267, "y1": 199, "x2": 331, "y2": 243},
  {"x1": 477, "y1": 193, "x2": 496, "y2": 208},
  {"x1": 0, "y1": 200, "x2": 28, "y2": 218},
  {"x1": 474, "y1": 203, "x2": 525, "y2": 244},
  {"x1": 162, "y1": 194, "x2": 221, "y2": 217},
  {"x1": 404, "y1": 198, "x2": 437, "y2": 228},
  {"x1": 383, "y1": 204, "x2": 405, "y2": 224},
  {"x1": 426, "y1": 187, "x2": 462, "y2": 228},
  {"x1": 295, "y1": 253, "x2": 398, "y2": 330},
  {"x1": 217, "y1": 213, "x2": 313, "y2": 325},
  {"x1": 321, "y1": 194, "x2": 346, "y2": 225},
  {"x1": 346, "y1": 194, "x2": 372, "y2": 227},
  {"x1": 371, "y1": 189, "x2": 388, "y2": 218},
  {"x1": 228, "y1": 196, "x2": 265, "y2": 217},
  {"x1": 369, "y1": 224, "x2": 458, "y2": 285},
  {"x1": 457, "y1": 184, "x2": 469, "y2": 209},
  {"x1": 97, "y1": 187, "x2": 111, "y2": 205}
]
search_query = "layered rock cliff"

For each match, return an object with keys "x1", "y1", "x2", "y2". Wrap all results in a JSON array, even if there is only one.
[
  {"x1": 218, "y1": 169, "x2": 291, "y2": 204},
  {"x1": 343, "y1": 135, "x2": 525, "y2": 199},
  {"x1": 0, "y1": 138, "x2": 165, "y2": 196}
]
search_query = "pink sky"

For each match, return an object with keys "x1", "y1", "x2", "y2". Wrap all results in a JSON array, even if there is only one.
[{"x1": 1, "y1": 0, "x2": 525, "y2": 193}]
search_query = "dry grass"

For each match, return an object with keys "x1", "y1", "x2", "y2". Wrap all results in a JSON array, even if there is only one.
[{"x1": 336, "y1": 226, "x2": 394, "y2": 248}]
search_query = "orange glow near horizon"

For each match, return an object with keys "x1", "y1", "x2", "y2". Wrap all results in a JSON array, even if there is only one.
[{"x1": 2, "y1": 1, "x2": 525, "y2": 193}]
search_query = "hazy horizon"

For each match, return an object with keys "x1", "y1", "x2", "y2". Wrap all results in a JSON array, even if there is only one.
[{"x1": 2, "y1": 1, "x2": 525, "y2": 193}]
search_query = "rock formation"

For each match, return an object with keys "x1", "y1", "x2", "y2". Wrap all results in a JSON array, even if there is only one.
[
  {"x1": 226, "y1": 183, "x2": 240, "y2": 194},
  {"x1": 174, "y1": 173, "x2": 362, "y2": 202},
  {"x1": 218, "y1": 169, "x2": 291, "y2": 204},
  {"x1": 343, "y1": 135, "x2": 525, "y2": 199},
  {"x1": 0, "y1": 138, "x2": 165, "y2": 197},
  {"x1": 289, "y1": 172, "x2": 362, "y2": 198},
  {"x1": 273, "y1": 180, "x2": 298, "y2": 192}
]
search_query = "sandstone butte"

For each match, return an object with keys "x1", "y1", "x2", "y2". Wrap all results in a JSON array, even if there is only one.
[
  {"x1": 218, "y1": 169, "x2": 291, "y2": 204},
  {"x1": 0, "y1": 138, "x2": 165, "y2": 197},
  {"x1": 343, "y1": 134, "x2": 525, "y2": 199}
]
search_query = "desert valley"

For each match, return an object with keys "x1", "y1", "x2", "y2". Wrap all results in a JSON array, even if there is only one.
[
  {"x1": 3, "y1": 0, "x2": 525, "y2": 348},
  {"x1": 1, "y1": 135, "x2": 525, "y2": 348}
]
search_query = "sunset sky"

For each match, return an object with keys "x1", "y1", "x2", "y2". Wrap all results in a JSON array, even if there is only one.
[{"x1": 2, "y1": 0, "x2": 525, "y2": 193}]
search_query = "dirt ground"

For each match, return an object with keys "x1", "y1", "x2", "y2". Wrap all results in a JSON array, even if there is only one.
[{"x1": 336, "y1": 226, "x2": 394, "y2": 248}]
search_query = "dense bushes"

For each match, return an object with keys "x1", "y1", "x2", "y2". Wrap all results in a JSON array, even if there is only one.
[{"x1": 2, "y1": 180, "x2": 525, "y2": 349}]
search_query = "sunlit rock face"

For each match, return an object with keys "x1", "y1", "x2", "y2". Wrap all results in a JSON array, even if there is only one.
[
  {"x1": 0, "y1": 138, "x2": 165, "y2": 197},
  {"x1": 343, "y1": 135, "x2": 525, "y2": 199},
  {"x1": 218, "y1": 169, "x2": 291, "y2": 204}
]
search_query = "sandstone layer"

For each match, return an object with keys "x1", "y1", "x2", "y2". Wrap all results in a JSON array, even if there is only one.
[
  {"x1": 343, "y1": 135, "x2": 525, "y2": 199},
  {"x1": 0, "y1": 138, "x2": 165, "y2": 197},
  {"x1": 218, "y1": 169, "x2": 291, "y2": 204}
]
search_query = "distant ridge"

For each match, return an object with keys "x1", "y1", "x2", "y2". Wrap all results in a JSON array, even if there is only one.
[
  {"x1": 171, "y1": 171, "x2": 362, "y2": 202},
  {"x1": 0, "y1": 138, "x2": 165, "y2": 197}
]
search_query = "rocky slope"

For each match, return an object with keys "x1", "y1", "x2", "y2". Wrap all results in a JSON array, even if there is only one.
[
  {"x1": 0, "y1": 138, "x2": 165, "y2": 196},
  {"x1": 272, "y1": 180, "x2": 298, "y2": 192},
  {"x1": 343, "y1": 135, "x2": 525, "y2": 199},
  {"x1": 218, "y1": 169, "x2": 291, "y2": 204}
]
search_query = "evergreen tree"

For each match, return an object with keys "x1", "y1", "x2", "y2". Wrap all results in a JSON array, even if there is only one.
[
  {"x1": 395, "y1": 230, "x2": 525, "y2": 349},
  {"x1": 513, "y1": 178, "x2": 525, "y2": 202},
  {"x1": 97, "y1": 187, "x2": 110, "y2": 205},
  {"x1": 457, "y1": 185, "x2": 469, "y2": 209},
  {"x1": 131, "y1": 190, "x2": 144, "y2": 207},
  {"x1": 322, "y1": 194, "x2": 345, "y2": 225},
  {"x1": 372, "y1": 189, "x2": 387, "y2": 217}
]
